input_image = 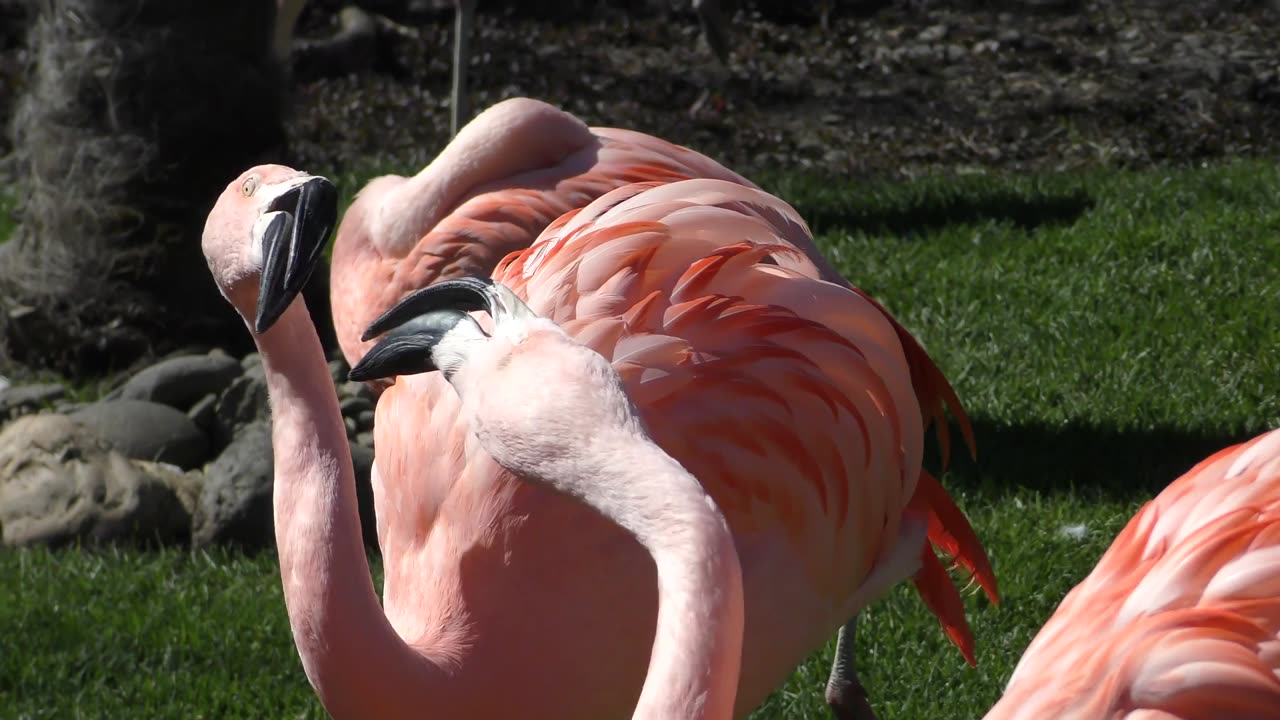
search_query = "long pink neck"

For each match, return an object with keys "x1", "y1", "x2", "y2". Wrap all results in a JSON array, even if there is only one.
[
  {"x1": 641, "y1": 503, "x2": 744, "y2": 720},
  {"x1": 573, "y1": 436, "x2": 745, "y2": 720},
  {"x1": 378, "y1": 99, "x2": 596, "y2": 255},
  {"x1": 254, "y1": 301, "x2": 456, "y2": 719}
]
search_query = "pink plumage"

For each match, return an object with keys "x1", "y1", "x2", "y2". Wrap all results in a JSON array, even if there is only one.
[
  {"x1": 367, "y1": 177, "x2": 997, "y2": 717},
  {"x1": 329, "y1": 97, "x2": 760, "y2": 376},
  {"x1": 985, "y1": 427, "x2": 1280, "y2": 720}
]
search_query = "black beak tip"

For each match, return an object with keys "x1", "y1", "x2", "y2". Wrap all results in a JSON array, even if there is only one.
[
  {"x1": 254, "y1": 175, "x2": 338, "y2": 335},
  {"x1": 359, "y1": 277, "x2": 499, "y2": 344},
  {"x1": 253, "y1": 307, "x2": 278, "y2": 335}
]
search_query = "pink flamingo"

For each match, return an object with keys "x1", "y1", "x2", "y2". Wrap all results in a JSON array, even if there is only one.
[
  {"x1": 331, "y1": 95, "x2": 995, "y2": 718},
  {"x1": 984, "y1": 428, "x2": 1280, "y2": 719},
  {"x1": 347, "y1": 176, "x2": 998, "y2": 718},
  {"x1": 200, "y1": 164, "x2": 746, "y2": 718},
  {"x1": 328, "y1": 96, "x2": 761, "y2": 373}
]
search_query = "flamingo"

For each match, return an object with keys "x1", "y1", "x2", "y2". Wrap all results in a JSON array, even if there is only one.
[
  {"x1": 200, "y1": 163, "x2": 746, "y2": 718},
  {"x1": 352, "y1": 275, "x2": 749, "y2": 718},
  {"x1": 328, "y1": 96, "x2": 761, "y2": 374},
  {"x1": 330, "y1": 96, "x2": 995, "y2": 718},
  {"x1": 344, "y1": 176, "x2": 998, "y2": 718},
  {"x1": 983, "y1": 427, "x2": 1280, "y2": 719},
  {"x1": 270, "y1": 2, "x2": 735, "y2": 136}
]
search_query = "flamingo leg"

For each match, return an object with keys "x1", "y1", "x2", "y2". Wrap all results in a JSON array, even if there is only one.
[
  {"x1": 689, "y1": 0, "x2": 732, "y2": 118},
  {"x1": 825, "y1": 616, "x2": 877, "y2": 720},
  {"x1": 692, "y1": 0, "x2": 730, "y2": 68},
  {"x1": 451, "y1": 0, "x2": 477, "y2": 137}
]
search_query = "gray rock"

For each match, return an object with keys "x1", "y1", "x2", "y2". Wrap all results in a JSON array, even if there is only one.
[
  {"x1": 192, "y1": 421, "x2": 383, "y2": 551},
  {"x1": 329, "y1": 358, "x2": 351, "y2": 385},
  {"x1": 240, "y1": 352, "x2": 263, "y2": 373},
  {"x1": 918, "y1": 24, "x2": 948, "y2": 43},
  {"x1": 344, "y1": 416, "x2": 358, "y2": 437},
  {"x1": 340, "y1": 395, "x2": 373, "y2": 418},
  {"x1": 113, "y1": 353, "x2": 241, "y2": 410},
  {"x1": 349, "y1": 443, "x2": 379, "y2": 549},
  {"x1": 212, "y1": 375, "x2": 269, "y2": 445},
  {"x1": 71, "y1": 400, "x2": 211, "y2": 470},
  {"x1": 187, "y1": 394, "x2": 219, "y2": 436},
  {"x1": 192, "y1": 419, "x2": 274, "y2": 549},
  {"x1": 356, "y1": 410, "x2": 375, "y2": 429},
  {"x1": 242, "y1": 358, "x2": 266, "y2": 385},
  {"x1": 339, "y1": 381, "x2": 377, "y2": 404},
  {"x1": 0, "y1": 414, "x2": 198, "y2": 547},
  {"x1": 356, "y1": 431, "x2": 374, "y2": 449},
  {"x1": 0, "y1": 383, "x2": 66, "y2": 416}
]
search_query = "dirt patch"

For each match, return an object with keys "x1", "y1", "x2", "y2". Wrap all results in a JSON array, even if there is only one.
[
  {"x1": 1, "y1": 1, "x2": 1276, "y2": 377},
  {"x1": 285, "y1": 0, "x2": 1280, "y2": 180},
  {"x1": 5, "y1": 1, "x2": 1279, "y2": 180}
]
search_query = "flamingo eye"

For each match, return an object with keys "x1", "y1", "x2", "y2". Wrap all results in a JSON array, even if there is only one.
[{"x1": 241, "y1": 176, "x2": 259, "y2": 197}]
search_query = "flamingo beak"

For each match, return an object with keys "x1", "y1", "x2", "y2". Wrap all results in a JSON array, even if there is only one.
[
  {"x1": 348, "y1": 277, "x2": 535, "y2": 383},
  {"x1": 255, "y1": 176, "x2": 339, "y2": 334},
  {"x1": 358, "y1": 277, "x2": 497, "y2": 342},
  {"x1": 346, "y1": 308, "x2": 473, "y2": 382}
]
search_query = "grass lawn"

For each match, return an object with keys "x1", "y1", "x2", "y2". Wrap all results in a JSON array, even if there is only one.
[
  {"x1": 2, "y1": 159, "x2": 1279, "y2": 719},
  {"x1": 0, "y1": 188, "x2": 14, "y2": 245}
]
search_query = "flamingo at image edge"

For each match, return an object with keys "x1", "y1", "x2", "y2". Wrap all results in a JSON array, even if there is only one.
[
  {"x1": 983, "y1": 426, "x2": 1280, "y2": 719},
  {"x1": 344, "y1": 175, "x2": 996, "y2": 718}
]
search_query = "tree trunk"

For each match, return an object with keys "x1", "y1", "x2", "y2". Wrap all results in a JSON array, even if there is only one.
[{"x1": 1, "y1": 0, "x2": 335, "y2": 379}]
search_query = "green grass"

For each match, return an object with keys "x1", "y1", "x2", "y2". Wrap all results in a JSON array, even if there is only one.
[
  {"x1": 3, "y1": 159, "x2": 1279, "y2": 719},
  {"x1": 0, "y1": 188, "x2": 14, "y2": 244}
]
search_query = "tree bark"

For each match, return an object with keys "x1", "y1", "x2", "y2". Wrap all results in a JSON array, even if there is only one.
[{"x1": 1, "y1": 0, "x2": 335, "y2": 379}]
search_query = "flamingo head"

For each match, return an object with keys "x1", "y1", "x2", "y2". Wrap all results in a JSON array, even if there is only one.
[
  {"x1": 202, "y1": 164, "x2": 338, "y2": 333},
  {"x1": 347, "y1": 276, "x2": 542, "y2": 386}
]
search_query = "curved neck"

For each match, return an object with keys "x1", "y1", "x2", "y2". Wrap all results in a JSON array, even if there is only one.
[
  {"x1": 376, "y1": 100, "x2": 596, "y2": 256},
  {"x1": 253, "y1": 300, "x2": 454, "y2": 719},
  {"x1": 576, "y1": 436, "x2": 745, "y2": 720}
]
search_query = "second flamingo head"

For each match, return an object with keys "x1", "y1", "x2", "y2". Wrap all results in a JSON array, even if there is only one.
[{"x1": 201, "y1": 164, "x2": 338, "y2": 333}]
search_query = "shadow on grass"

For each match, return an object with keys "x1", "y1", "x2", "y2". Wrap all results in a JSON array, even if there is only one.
[
  {"x1": 823, "y1": 188, "x2": 1093, "y2": 238},
  {"x1": 929, "y1": 417, "x2": 1267, "y2": 501},
  {"x1": 765, "y1": 173, "x2": 1095, "y2": 238}
]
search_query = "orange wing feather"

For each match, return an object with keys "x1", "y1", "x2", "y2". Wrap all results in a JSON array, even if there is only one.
[
  {"x1": 330, "y1": 110, "x2": 761, "y2": 372},
  {"x1": 496, "y1": 178, "x2": 997, "y2": 661},
  {"x1": 337, "y1": 99, "x2": 994, "y2": 653},
  {"x1": 984, "y1": 427, "x2": 1280, "y2": 719}
]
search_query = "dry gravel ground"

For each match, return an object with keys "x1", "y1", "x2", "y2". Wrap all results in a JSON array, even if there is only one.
[
  {"x1": 286, "y1": 0, "x2": 1280, "y2": 180},
  {"x1": 0, "y1": 1, "x2": 1276, "y2": 375},
  {"x1": 3, "y1": 1, "x2": 1278, "y2": 183}
]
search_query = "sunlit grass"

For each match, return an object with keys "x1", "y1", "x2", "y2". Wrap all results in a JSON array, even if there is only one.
[{"x1": 3, "y1": 160, "x2": 1278, "y2": 719}]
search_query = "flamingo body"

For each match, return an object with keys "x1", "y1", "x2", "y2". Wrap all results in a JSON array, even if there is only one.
[
  {"x1": 367, "y1": 177, "x2": 996, "y2": 717},
  {"x1": 985, "y1": 427, "x2": 1280, "y2": 720},
  {"x1": 330, "y1": 97, "x2": 760, "y2": 372},
  {"x1": 203, "y1": 164, "x2": 744, "y2": 719}
]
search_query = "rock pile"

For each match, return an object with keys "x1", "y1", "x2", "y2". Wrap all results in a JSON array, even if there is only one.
[{"x1": 0, "y1": 349, "x2": 379, "y2": 551}]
